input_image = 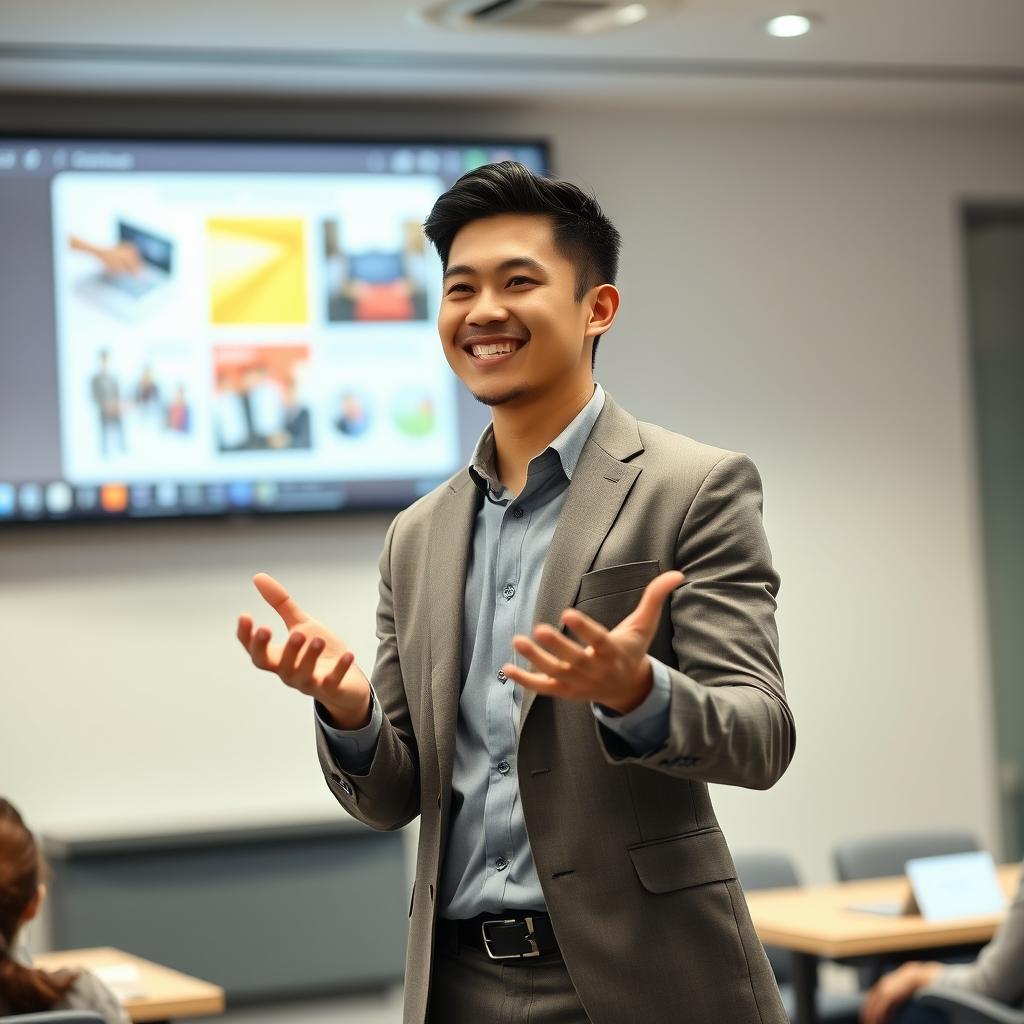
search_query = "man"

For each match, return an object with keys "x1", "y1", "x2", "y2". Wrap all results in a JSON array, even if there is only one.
[
  {"x1": 90, "y1": 349, "x2": 125, "y2": 456},
  {"x1": 238, "y1": 161, "x2": 796, "y2": 1024}
]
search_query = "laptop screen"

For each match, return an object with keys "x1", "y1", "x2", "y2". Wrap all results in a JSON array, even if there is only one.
[{"x1": 118, "y1": 221, "x2": 174, "y2": 274}]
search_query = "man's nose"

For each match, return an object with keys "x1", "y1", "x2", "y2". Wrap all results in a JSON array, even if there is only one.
[{"x1": 466, "y1": 292, "x2": 511, "y2": 326}]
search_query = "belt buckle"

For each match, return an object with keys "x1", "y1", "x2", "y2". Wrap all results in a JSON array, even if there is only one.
[{"x1": 481, "y1": 917, "x2": 541, "y2": 960}]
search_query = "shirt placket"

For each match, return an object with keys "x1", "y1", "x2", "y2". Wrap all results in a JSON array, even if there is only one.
[{"x1": 480, "y1": 488, "x2": 529, "y2": 907}]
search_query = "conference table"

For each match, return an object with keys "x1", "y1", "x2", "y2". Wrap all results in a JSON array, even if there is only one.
[
  {"x1": 34, "y1": 946, "x2": 225, "y2": 1022},
  {"x1": 745, "y1": 863, "x2": 1021, "y2": 1024}
]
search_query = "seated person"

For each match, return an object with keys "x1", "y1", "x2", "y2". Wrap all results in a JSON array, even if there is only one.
[
  {"x1": 860, "y1": 856, "x2": 1024, "y2": 1024},
  {"x1": 0, "y1": 798, "x2": 130, "y2": 1023}
]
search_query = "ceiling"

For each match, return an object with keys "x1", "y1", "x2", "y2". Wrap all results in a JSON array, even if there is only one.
[{"x1": 2, "y1": 0, "x2": 1023, "y2": 114}]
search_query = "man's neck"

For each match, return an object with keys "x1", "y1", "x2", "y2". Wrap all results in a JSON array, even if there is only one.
[{"x1": 491, "y1": 378, "x2": 596, "y2": 496}]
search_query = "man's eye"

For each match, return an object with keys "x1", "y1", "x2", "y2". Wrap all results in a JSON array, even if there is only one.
[
  {"x1": 446, "y1": 283, "x2": 471, "y2": 294},
  {"x1": 507, "y1": 276, "x2": 534, "y2": 287}
]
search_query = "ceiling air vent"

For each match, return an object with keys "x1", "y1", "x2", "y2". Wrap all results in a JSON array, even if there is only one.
[{"x1": 420, "y1": 0, "x2": 677, "y2": 34}]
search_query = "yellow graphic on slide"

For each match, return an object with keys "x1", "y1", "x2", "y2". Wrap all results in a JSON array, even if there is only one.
[{"x1": 207, "y1": 218, "x2": 309, "y2": 325}]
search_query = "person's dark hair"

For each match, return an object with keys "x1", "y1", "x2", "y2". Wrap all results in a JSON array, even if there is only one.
[
  {"x1": 0, "y1": 798, "x2": 78, "y2": 1013},
  {"x1": 423, "y1": 161, "x2": 621, "y2": 367}
]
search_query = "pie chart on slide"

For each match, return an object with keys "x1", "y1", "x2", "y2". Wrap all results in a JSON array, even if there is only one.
[{"x1": 206, "y1": 217, "x2": 309, "y2": 325}]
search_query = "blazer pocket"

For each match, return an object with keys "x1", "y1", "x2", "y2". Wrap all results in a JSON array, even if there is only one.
[
  {"x1": 627, "y1": 827, "x2": 738, "y2": 894},
  {"x1": 577, "y1": 560, "x2": 661, "y2": 604}
]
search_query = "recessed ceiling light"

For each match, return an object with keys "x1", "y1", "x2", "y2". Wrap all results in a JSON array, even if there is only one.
[
  {"x1": 614, "y1": 4, "x2": 649, "y2": 26},
  {"x1": 766, "y1": 14, "x2": 813, "y2": 37}
]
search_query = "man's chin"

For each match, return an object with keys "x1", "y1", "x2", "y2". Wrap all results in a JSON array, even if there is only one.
[{"x1": 469, "y1": 384, "x2": 529, "y2": 408}]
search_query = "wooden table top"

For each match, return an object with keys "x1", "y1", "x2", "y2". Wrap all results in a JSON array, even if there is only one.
[
  {"x1": 746, "y1": 863, "x2": 1021, "y2": 958},
  {"x1": 34, "y1": 946, "x2": 225, "y2": 1022}
]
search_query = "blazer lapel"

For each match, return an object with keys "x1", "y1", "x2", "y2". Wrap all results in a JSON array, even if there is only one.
[
  {"x1": 427, "y1": 469, "x2": 479, "y2": 795},
  {"x1": 518, "y1": 394, "x2": 645, "y2": 737}
]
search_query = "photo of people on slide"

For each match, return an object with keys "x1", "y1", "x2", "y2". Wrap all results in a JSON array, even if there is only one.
[
  {"x1": 323, "y1": 217, "x2": 430, "y2": 323},
  {"x1": 213, "y1": 344, "x2": 312, "y2": 452},
  {"x1": 86, "y1": 347, "x2": 195, "y2": 459}
]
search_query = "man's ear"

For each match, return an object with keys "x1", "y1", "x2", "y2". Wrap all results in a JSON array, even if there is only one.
[
  {"x1": 584, "y1": 283, "x2": 620, "y2": 339},
  {"x1": 19, "y1": 883, "x2": 45, "y2": 926}
]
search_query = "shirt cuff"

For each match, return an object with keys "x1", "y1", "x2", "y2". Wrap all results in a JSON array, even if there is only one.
[
  {"x1": 592, "y1": 656, "x2": 672, "y2": 756},
  {"x1": 314, "y1": 686, "x2": 383, "y2": 774}
]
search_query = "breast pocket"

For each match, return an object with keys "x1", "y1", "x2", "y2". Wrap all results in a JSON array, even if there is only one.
[
  {"x1": 628, "y1": 827, "x2": 738, "y2": 894},
  {"x1": 575, "y1": 560, "x2": 661, "y2": 628}
]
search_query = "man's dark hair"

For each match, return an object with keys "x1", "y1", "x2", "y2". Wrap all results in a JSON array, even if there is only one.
[{"x1": 423, "y1": 161, "x2": 620, "y2": 367}]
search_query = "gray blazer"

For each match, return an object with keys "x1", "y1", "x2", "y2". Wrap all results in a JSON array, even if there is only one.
[{"x1": 317, "y1": 393, "x2": 796, "y2": 1024}]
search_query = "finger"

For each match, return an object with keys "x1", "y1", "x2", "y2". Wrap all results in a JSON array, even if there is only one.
[
  {"x1": 501, "y1": 662, "x2": 563, "y2": 695},
  {"x1": 511, "y1": 634, "x2": 573, "y2": 678},
  {"x1": 253, "y1": 572, "x2": 308, "y2": 630},
  {"x1": 276, "y1": 630, "x2": 307, "y2": 679},
  {"x1": 248, "y1": 625, "x2": 278, "y2": 671},
  {"x1": 294, "y1": 635, "x2": 325, "y2": 681},
  {"x1": 320, "y1": 650, "x2": 356, "y2": 691},
  {"x1": 631, "y1": 570, "x2": 685, "y2": 628},
  {"x1": 237, "y1": 614, "x2": 253, "y2": 648},
  {"x1": 559, "y1": 607, "x2": 610, "y2": 648},
  {"x1": 531, "y1": 624, "x2": 589, "y2": 665}
]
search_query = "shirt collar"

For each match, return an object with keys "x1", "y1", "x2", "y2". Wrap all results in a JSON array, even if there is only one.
[{"x1": 469, "y1": 383, "x2": 606, "y2": 495}]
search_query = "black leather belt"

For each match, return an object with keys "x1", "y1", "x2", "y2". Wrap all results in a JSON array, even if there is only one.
[{"x1": 438, "y1": 911, "x2": 560, "y2": 961}]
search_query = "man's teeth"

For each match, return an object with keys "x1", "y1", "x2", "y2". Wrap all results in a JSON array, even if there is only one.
[{"x1": 471, "y1": 342, "x2": 519, "y2": 358}]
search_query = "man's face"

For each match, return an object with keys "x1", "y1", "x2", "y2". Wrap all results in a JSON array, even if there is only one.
[{"x1": 438, "y1": 213, "x2": 594, "y2": 408}]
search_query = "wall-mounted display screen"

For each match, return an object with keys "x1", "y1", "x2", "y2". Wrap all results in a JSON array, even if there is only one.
[{"x1": 0, "y1": 135, "x2": 548, "y2": 522}]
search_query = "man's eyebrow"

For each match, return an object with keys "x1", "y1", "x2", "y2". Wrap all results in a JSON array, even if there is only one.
[{"x1": 442, "y1": 257, "x2": 548, "y2": 281}]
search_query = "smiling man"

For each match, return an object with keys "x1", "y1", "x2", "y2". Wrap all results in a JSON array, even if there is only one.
[{"x1": 238, "y1": 161, "x2": 795, "y2": 1024}]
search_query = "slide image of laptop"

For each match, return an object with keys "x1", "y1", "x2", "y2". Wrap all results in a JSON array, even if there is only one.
[{"x1": 75, "y1": 220, "x2": 176, "y2": 322}]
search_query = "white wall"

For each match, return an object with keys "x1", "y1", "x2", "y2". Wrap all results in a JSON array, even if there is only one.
[{"x1": 2, "y1": 97, "x2": 1022, "y2": 886}]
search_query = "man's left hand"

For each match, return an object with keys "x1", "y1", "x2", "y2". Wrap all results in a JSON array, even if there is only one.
[{"x1": 502, "y1": 570, "x2": 684, "y2": 714}]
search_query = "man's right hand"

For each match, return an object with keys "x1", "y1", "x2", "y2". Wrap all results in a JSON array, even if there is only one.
[{"x1": 237, "y1": 572, "x2": 372, "y2": 730}]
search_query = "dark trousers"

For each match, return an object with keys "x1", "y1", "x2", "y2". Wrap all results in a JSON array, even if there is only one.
[{"x1": 428, "y1": 944, "x2": 591, "y2": 1023}]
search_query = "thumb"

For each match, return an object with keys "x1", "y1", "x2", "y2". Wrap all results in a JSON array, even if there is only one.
[
  {"x1": 631, "y1": 571, "x2": 685, "y2": 633},
  {"x1": 253, "y1": 572, "x2": 308, "y2": 629}
]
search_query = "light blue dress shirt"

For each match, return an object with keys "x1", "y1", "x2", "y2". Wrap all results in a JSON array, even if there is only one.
[{"x1": 318, "y1": 383, "x2": 672, "y2": 918}]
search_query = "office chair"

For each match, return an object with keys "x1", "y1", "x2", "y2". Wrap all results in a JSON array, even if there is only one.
[
  {"x1": 734, "y1": 850, "x2": 863, "y2": 1023},
  {"x1": 0, "y1": 1013, "x2": 106, "y2": 1023},
  {"x1": 834, "y1": 829, "x2": 980, "y2": 883},
  {"x1": 917, "y1": 987, "x2": 1024, "y2": 1024},
  {"x1": 833, "y1": 829, "x2": 982, "y2": 988}
]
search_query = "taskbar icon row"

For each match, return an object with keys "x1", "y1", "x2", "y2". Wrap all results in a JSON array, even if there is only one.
[{"x1": 0, "y1": 480, "x2": 351, "y2": 520}]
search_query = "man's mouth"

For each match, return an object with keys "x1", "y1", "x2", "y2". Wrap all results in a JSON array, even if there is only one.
[{"x1": 463, "y1": 338, "x2": 528, "y2": 363}]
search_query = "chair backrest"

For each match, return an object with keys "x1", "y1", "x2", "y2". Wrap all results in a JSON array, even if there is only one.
[
  {"x1": 0, "y1": 1013, "x2": 106, "y2": 1024},
  {"x1": 733, "y1": 850, "x2": 802, "y2": 986},
  {"x1": 834, "y1": 830, "x2": 980, "y2": 882}
]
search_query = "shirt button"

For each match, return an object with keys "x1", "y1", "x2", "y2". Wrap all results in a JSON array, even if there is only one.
[
  {"x1": 512, "y1": 507, "x2": 524, "y2": 519},
  {"x1": 497, "y1": 760, "x2": 511, "y2": 775},
  {"x1": 503, "y1": 583, "x2": 516, "y2": 600},
  {"x1": 496, "y1": 668, "x2": 507, "y2": 682},
  {"x1": 495, "y1": 857, "x2": 509, "y2": 871}
]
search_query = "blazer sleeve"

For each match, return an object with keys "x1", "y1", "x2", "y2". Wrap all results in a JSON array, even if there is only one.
[
  {"x1": 315, "y1": 512, "x2": 421, "y2": 830},
  {"x1": 597, "y1": 452, "x2": 796, "y2": 790},
  {"x1": 933, "y1": 866, "x2": 1024, "y2": 1006}
]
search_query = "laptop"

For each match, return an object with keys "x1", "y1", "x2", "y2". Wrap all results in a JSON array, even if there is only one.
[{"x1": 76, "y1": 220, "x2": 175, "y2": 320}]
